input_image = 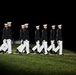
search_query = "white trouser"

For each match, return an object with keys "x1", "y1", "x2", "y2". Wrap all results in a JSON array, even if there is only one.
[
  {"x1": 54, "y1": 40, "x2": 63, "y2": 55},
  {"x1": 17, "y1": 40, "x2": 29, "y2": 54},
  {"x1": 17, "y1": 40, "x2": 25, "y2": 53},
  {"x1": 7, "y1": 39, "x2": 12, "y2": 54},
  {"x1": 39, "y1": 40, "x2": 48, "y2": 54},
  {"x1": 47, "y1": 40, "x2": 55, "y2": 51},
  {"x1": 25, "y1": 40, "x2": 29, "y2": 54},
  {"x1": 32, "y1": 40, "x2": 40, "y2": 52},
  {"x1": 0, "y1": 39, "x2": 8, "y2": 52}
]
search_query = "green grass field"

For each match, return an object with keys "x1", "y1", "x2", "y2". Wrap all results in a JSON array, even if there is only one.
[{"x1": 0, "y1": 44, "x2": 76, "y2": 75}]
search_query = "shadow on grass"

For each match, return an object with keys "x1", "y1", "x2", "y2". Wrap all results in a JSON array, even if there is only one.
[{"x1": 0, "y1": 63, "x2": 76, "y2": 75}]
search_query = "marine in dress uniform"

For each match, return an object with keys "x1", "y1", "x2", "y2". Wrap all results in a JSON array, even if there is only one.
[
  {"x1": 39, "y1": 24, "x2": 48, "y2": 55},
  {"x1": 24, "y1": 23, "x2": 30, "y2": 54},
  {"x1": 0, "y1": 23, "x2": 8, "y2": 53},
  {"x1": 47, "y1": 25, "x2": 56, "y2": 54},
  {"x1": 54, "y1": 24, "x2": 63, "y2": 55},
  {"x1": 16, "y1": 25, "x2": 26, "y2": 54},
  {"x1": 32, "y1": 25, "x2": 40, "y2": 53},
  {"x1": 0, "y1": 23, "x2": 12, "y2": 54},
  {"x1": 7, "y1": 22, "x2": 12, "y2": 54}
]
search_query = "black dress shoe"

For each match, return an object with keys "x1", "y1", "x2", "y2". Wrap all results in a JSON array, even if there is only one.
[
  {"x1": 0, "y1": 51, "x2": 2, "y2": 53},
  {"x1": 19, "y1": 52, "x2": 22, "y2": 54},
  {"x1": 31, "y1": 50, "x2": 34, "y2": 53},
  {"x1": 1, "y1": 50, "x2": 5, "y2": 54},
  {"x1": 37, "y1": 52, "x2": 41, "y2": 54},
  {"x1": 36, "y1": 51, "x2": 39, "y2": 54},
  {"x1": 24, "y1": 51, "x2": 26, "y2": 53},
  {"x1": 50, "y1": 50, "x2": 52, "y2": 53},
  {"x1": 16, "y1": 49, "x2": 19, "y2": 53},
  {"x1": 54, "y1": 52, "x2": 57, "y2": 54},
  {"x1": 50, "y1": 50, "x2": 56, "y2": 54},
  {"x1": 47, "y1": 51, "x2": 50, "y2": 54},
  {"x1": 30, "y1": 47, "x2": 32, "y2": 50},
  {"x1": 51, "y1": 50, "x2": 55, "y2": 54},
  {"x1": 40, "y1": 51, "x2": 43, "y2": 53},
  {"x1": 5, "y1": 50, "x2": 8, "y2": 53}
]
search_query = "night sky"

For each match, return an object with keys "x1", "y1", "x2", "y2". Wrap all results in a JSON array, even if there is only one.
[{"x1": 0, "y1": 1, "x2": 75, "y2": 51}]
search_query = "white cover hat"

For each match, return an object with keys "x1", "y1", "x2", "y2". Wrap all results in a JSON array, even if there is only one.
[
  {"x1": 43, "y1": 24, "x2": 47, "y2": 26},
  {"x1": 52, "y1": 25, "x2": 55, "y2": 27},
  {"x1": 4, "y1": 23, "x2": 8, "y2": 25},
  {"x1": 7, "y1": 22, "x2": 12, "y2": 24},
  {"x1": 24, "y1": 23, "x2": 29, "y2": 26},
  {"x1": 36, "y1": 25, "x2": 40, "y2": 28},
  {"x1": 58, "y1": 24, "x2": 62, "y2": 27},
  {"x1": 21, "y1": 25, "x2": 24, "y2": 26}
]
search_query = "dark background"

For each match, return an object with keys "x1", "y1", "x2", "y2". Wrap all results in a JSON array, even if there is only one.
[{"x1": 0, "y1": 1, "x2": 75, "y2": 51}]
